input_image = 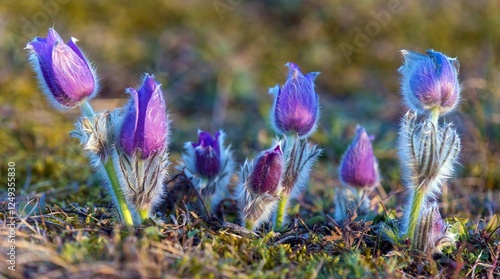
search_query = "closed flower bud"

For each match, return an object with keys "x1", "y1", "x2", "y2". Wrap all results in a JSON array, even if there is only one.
[
  {"x1": 339, "y1": 126, "x2": 379, "y2": 189},
  {"x1": 26, "y1": 28, "x2": 98, "y2": 110},
  {"x1": 399, "y1": 49, "x2": 460, "y2": 115},
  {"x1": 180, "y1": 129, "x2": 234, "y2": 206},
  {"x1": 415, "y1": 202, "x2": 456, "y2": 253},
  {"x1": 270, "y1": 62, "x2": 320, "y2": 138},
  {"x1": 249, "y1": 145, "x2": 283, "y2": 195},
  {"x1": 193, "y1": 131, "x2": 221, "y2": 178},
  {"x1": 120, "y1": 74, "x2": 168, "y2": 159}
]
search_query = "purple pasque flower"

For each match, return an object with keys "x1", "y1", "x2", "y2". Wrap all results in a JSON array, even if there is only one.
[
  {"x1": 120, "y1": 74, "x2": 168, "y2": 159},
  {"x1": 249, "y1": 145, "x2": 283, "y2": 195},
  {"x1": 339, "y1": 126, "x2": 379, "y2": 189},
  {"x1": 399, "y1": 49, "x2": 460, "y2": 115},
  {"x1": 192, "y1": 131, "x2": 221, "y2": 179},
  {"x1": 26, "y1": 28, "x2": 98, "y2": 110},
  {"x1": 270, "y1": 62, "x2": 320, "y2": 138}
]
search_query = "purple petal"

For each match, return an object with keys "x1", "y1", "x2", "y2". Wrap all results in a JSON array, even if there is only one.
[
  {"x1": 120, "y1": 88, "x2": 140, "y2": 156},
  {"x1": 273, "y1": 62, "x2": 319, "y2": 137},
  {"x1": 26, "y1": 28, "x2": 97, "y2": 109},
  {"x1": 249, "y1": 145, "x2": 282, "y2": 194},
  {"x1": 120, "y1": 75, "x2": 168, "y2": 159},
  {"x1": 340, "y1": 126, "x2": 379, "y2": 188},
  {"x1": 139, "y1": 76, "x2": 167, "y2": 159},
  {"x1": 195, "y1": 145, "x2": 221, "y2": 178},
  {"x1": 52, "y1": 42, "x2": 95, "y2": 103},
  {"x1": 409, "y1": 58, "x2": 441, "y2": 109}
]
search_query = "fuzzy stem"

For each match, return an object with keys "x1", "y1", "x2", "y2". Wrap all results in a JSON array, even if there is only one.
[
  {"x1": 430, "y1": 108, "x2": 440, "y2": 126},
  {"x1": 78, "y1": 100, "x2": 136, "y2": 225},
  {"x1": 103, "y1": 159, "x2": 135, "y2": 226},
  {"x1": 245, "y1": 220, "x2": 254, "y2": 231},
  {"x1": 136, "y1": 160, "x2": 150, "y2": 221},
  {"x1": 80, "y1": 100, "x2": 95, "y2": 118},
  {"x1": 139, "y1": 209, "x2": 149, "y2": 220},
  {"x1": 273, "y1": 195, "x2": 288, "y2": 231},
  {"x1": 406, "y1": 188, "x2": 425, "y2": 247}
]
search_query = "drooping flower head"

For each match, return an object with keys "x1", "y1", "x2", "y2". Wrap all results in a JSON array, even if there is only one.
[
  {"x1": 26, "y1": 28, "x2": 98, "y2": 110},
  {"x1": 248, "y1": 145, "x2": 283, "y2": 195},
  {"x1": 192, "y1": 131, "x2": 222, "y2": 179},
  {"x1": 339, "y1": 126, "x2": 379, "y2": 189},
  {"x1": 399, "y1": 49, "x2": 460, "y2": 115},
  {"x1": 120, "y1": 74, "x2": 168, "y2": 159},
  {"x1": 270, "y1": 62, "x2": 320, "y2": 138}
]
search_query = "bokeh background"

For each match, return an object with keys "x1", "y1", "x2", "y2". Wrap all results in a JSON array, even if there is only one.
[{"x1": 1, "y1": 0, "x2": 499, "y2": 213}]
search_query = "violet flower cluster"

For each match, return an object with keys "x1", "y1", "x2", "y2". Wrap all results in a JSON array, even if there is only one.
[
  {"x1": 26, "y1": 29, "x2": 466, "y2": 255},
  {"x1": 27, "y1": 29, "x2": 169, "y2": 225}
]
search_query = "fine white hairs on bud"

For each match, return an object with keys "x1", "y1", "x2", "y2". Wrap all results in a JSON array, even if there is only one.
[
  {"x1": 235, "y1": 160, "x2": 281, "y2": 231},
  {"x1": 413, "y1": 202, "x2": 456, "y2": 254},
  {"x1": 179, "y1": 130, "x2": 235, "y2": 212},
  {"x1": 280, "y1": 136, "x2": 322, "y2": 199},
  {"x1": 398, "y1": 111, "x2": 461, "y2": 251},
  {"x1": 399, "y1": 111, "x2": 461, "y2": 200}
]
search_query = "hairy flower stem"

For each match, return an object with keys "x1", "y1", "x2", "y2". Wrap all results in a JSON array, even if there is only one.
[
  {"x1": 274, "y1": 196, "x2": 288, "y2": 231},
  {"x1": 273, "y1": 134, "x2": 297, "y2": 231},
  {"x1": 104, "y1": 160, "x2": 135, "y2": 226},
  {"x1": 80, "y1": 100, "x2": 95, "y2": 118},
  {"x1": 136, "y1": 160, "x2": 150, "y2": 221},
  {"x1": 406, "y1": 188, "x2": 425, "y2": 247},
  {"x1": 245, "y1": 220, "x2": 254, "y2": 231},
  {"x1": 406, "y1": 108, "x2": 440, "y2": 247},
  {"x1": 430, "y1": 108, "x2": 439, "y2": 126},
  {"x1": 79, "y1": 100, "x2": 136, "y2": 226}
]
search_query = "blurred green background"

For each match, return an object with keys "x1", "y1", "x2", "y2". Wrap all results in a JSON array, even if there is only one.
[{"x1": 1, "y1": 0, "x2": 499, "y2": 203}]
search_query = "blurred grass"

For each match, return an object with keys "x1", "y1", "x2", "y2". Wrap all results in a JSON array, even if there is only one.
[{"x1": 0, "y1": 0, "x2": 499, "y2": 278}]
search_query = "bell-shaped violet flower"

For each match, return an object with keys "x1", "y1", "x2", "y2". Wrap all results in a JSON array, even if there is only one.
[
  {"x1": 270, "y1": 62, "x2": 320, "y2": 138},
  {"x1": 399, "y1": 49, "x2": 460, "y2": 115},
  {"x1": 193, "y1": 131, "x2": 221, "y2": 179},
  {"x1": 339, "y1": 126, "x2": 379, "y2": 189},
  {"x1": 249, "y1": 145, "x2": 283, "y2": 195},
  {"x1": 26, "y1": 28, "x2": 98, "y2": 110},
  {"x1": 120, "y1": 74, "x2": 168, "y2": 159}
]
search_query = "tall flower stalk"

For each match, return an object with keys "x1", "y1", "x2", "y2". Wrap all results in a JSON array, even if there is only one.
[
  {"x1": 398, "y1": 49, "x2": 461, "y2": 253},
  {"x1": 269, "y1": 63, "x2": 322, "y2": 230}
]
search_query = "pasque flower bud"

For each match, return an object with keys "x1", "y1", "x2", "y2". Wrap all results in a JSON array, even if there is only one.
[
  {"x1": 192, "y1": 132, "x2": 221, "y2": 179},
  {"x1": 249, "y1": 145, "x2": 283, "y2": 195},
  {"x1": 26, "y1": 28, "x2": 98, "y2": 110},
  {"x1": 399, "y1": 49, "x2": 460, "y2": 115},
  {"x1": 180, "y1": 130, "x2": 234, "y2": 212},
  {"x1": 339, "y1": 126, "x2": 379, "y2": 189},
  {"x1": 236, "y1": 144, "x2": 283, "y2": 231},
  {"x1": 270, "y1": 62, "x2": 320, "y2": 138},
  {"x1": 120, "y1": 74, "x2": 168, "y2": 159}
]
